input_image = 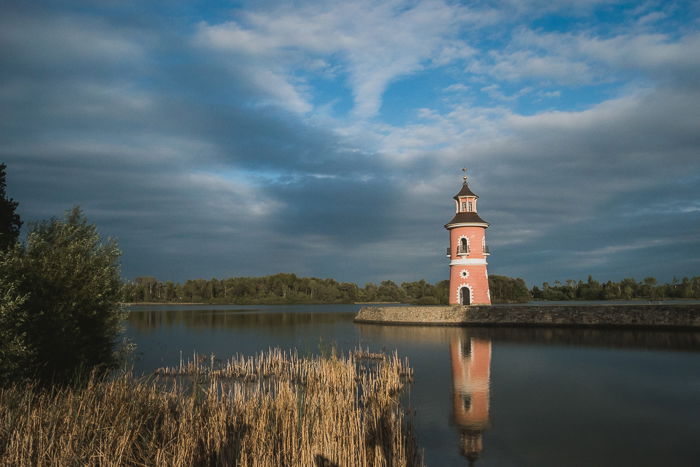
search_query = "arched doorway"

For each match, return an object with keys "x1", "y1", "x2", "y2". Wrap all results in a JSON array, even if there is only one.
[{"x1": 460, "y1": 286, "x2": 471, "y2": 305}]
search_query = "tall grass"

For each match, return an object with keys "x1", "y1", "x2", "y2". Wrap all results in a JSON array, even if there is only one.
[{"x1": 0, "y1": 349, "x2": 422, "y2": 466}]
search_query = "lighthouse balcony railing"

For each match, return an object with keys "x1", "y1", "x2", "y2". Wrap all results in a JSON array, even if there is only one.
[
  {"x1": 457, "y1": 245, "x2": 470, "y2": 255},
  {"x1": 483, "y1": 245, "x2": 490, "y2": 255}
]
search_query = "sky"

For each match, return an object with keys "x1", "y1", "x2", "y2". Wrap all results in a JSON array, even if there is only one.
[{"x1": 1, "y1": 0, "x2": 699, "y2": 287}]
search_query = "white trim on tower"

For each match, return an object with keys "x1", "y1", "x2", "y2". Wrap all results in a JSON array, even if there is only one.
[
  {"x1": 450, "y1": 258, "x2": 488, "y2": 266},
  {"x1": 446, "y1": 222, "x2": 489, "y2": 228}
]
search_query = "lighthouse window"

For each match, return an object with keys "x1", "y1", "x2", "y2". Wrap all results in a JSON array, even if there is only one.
[
  {"x1": 462, "y1": 394, "x2": 472, "y2": 411},
  {"x1": 458, "y1": 237, "x2": 469, "y2": 255},
  {"x1": 461, "y1": 201, "x2": 467, "y2": 211},
  {"x1": 468, "y1": 201, "x2": 473, "y2": 211}
]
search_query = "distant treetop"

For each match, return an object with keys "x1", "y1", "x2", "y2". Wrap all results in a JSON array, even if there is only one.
[{"x1": 0, "y1": 163, "x2": 22, "y2": 250}]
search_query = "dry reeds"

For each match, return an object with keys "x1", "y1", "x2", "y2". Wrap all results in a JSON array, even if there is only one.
[{"x1": 0, "y1": 349, "x2": 422, "y2": 466}]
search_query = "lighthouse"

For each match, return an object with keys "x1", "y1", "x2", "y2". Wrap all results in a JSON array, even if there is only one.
[{"x1": 445, "y1": 169, "x2": 491, "y2": 305}]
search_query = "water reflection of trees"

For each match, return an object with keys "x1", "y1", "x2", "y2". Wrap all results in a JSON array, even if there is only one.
[
  {"x1": 461, "y1": 327, "x2": 700, "y2": 352},
  {"x1": 358, "y1": 324, "x2": 700, "y2": 352},
  {"x1": 127, "y1": 309, "x2": 355, "y2": 332}
]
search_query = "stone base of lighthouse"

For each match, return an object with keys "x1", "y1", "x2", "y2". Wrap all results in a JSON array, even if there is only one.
[{"x1": 449, "y1": 262, "x2": 491, "y2": 306}]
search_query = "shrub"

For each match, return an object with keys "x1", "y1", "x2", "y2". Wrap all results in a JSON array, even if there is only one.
[{"x1": 0, "y1": 207, "x2": 124, "y2": 384}]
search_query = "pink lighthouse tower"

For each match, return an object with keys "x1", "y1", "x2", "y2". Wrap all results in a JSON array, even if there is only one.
[{"x1": 445, "y1": 169, "x2": 491, "y2": 305}]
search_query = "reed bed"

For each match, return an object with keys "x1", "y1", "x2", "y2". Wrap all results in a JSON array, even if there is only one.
[{"x1": 0, "y1": 349, "x2": 422, "y2": 466}]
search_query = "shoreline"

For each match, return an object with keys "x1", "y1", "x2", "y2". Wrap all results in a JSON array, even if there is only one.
[
  {"x1": 354, "y1": 303, "x2": 700, "y2": 329},
  {"x1": 122, "y1": 301, "x2": 403, "y2": 307},
  {"x1": 122, "y1": 298, "x2": 700, "y2": 307},
  {"x1": 121, "y1": 302, "x2": 206, "y2": 306}
]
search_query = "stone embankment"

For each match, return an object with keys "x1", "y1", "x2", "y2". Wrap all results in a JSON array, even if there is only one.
[{"x1": 354, "y1": 304, "x2": 700, "y2": 329}]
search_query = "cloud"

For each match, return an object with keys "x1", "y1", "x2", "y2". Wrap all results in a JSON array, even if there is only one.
[
  {"x1": 537, "y1": 90, "x2": 561, "y2": 98},
  {"x1": 194, "y1": 0, "x2": 486, "y2": 118},
  {"x1": 469, "y1": 49, "x2": 594, "y2": 84},
  {"x1": 480, "y1": 84, "x2": 533, "y2": 101},
  {"x1": 469, "y1": 26, "x2": 700, "y2": 87},
  {"x1": 444, "y1": 83, "x2": 470, "y2": 93},
  {"x1": 0, "y1": 9, "x2": 146, "y2": 75}
]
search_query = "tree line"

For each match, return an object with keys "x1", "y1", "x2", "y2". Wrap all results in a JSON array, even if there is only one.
[
  {"x1": 123, "y1": 273, "x2": 700, "y2": 305},
  {"x1": 531, "y1": 275, "x2": 700, "y2": 301},
  {"x1": 121, "y1": 274, "x2": 532, "y2": 305}
]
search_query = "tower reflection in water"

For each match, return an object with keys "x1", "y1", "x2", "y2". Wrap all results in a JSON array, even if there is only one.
[{"x1": 450, "y1": 337, "x2": 492, "y2": 465}]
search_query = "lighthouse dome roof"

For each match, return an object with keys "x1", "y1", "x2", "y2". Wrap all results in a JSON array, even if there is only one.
[
  {"x1": 445, "y1": 211, "x2": 489, "y2": 228},
  {"x1": 453, "y1": 181, "x2": 479, "y2": 199}
]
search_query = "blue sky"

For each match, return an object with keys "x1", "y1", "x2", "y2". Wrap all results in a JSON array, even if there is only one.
[{"x1": 1, "y1": 0, "x2": 699, "y2": 286}]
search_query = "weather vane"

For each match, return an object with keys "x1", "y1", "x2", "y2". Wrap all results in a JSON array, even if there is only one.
[{"x1": 462, "y1": 167, "x2": 468, "y2": 183}]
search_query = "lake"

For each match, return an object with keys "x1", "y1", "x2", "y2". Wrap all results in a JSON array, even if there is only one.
[{"x1": 125, "y1": 304, "x2": 700, "y2": 466}]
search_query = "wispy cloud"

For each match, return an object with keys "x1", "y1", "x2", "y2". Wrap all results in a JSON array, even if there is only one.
[{"x1": 194, "y1": 0, "x2": 487, "y2": 118}]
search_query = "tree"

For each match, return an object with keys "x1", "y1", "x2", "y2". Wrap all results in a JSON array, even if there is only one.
[
  {"x1": 0, "y1": 163, "x2": 22, "y2": 250},
  {"x1": 433, "y1": 280, "x2": 450, "y2": 304},
  {"x1": 489, "y1": 275, "x2": 531, "y2": 303},
  {"x1": 0, "y1": 207, "x2": 124, "y2": 383},
  {"x1": 377, "y1": 280, "x2": 405, "y2": 302},
  {"x1": 641, "y1": 277, "x2": 659, "y2": 299},
  {"x1": 362, "y1": 283, "x2": 378, "y2": 302}
]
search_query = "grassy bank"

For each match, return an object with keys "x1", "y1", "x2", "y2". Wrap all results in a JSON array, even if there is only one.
[{"x1": 0, "y1": 349, "x2": 422, "y2": 466}]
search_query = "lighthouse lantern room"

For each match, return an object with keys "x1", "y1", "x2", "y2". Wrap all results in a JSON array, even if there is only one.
[{"x1": 445, "y1": 169, "x2": 491, "y2": 305}]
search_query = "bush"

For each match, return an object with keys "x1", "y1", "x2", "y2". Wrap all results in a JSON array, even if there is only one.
[
  {"x1": 0, "y1": 207, "x2": 124, "y2": 384},
  {"x1": 0, "y1": 267, "x2": 30, "y2": 380}
]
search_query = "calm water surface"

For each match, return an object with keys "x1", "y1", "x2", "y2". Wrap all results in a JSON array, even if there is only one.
[{"x1": 125, "y1": 304, "x2": 700, "y2": 467}]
